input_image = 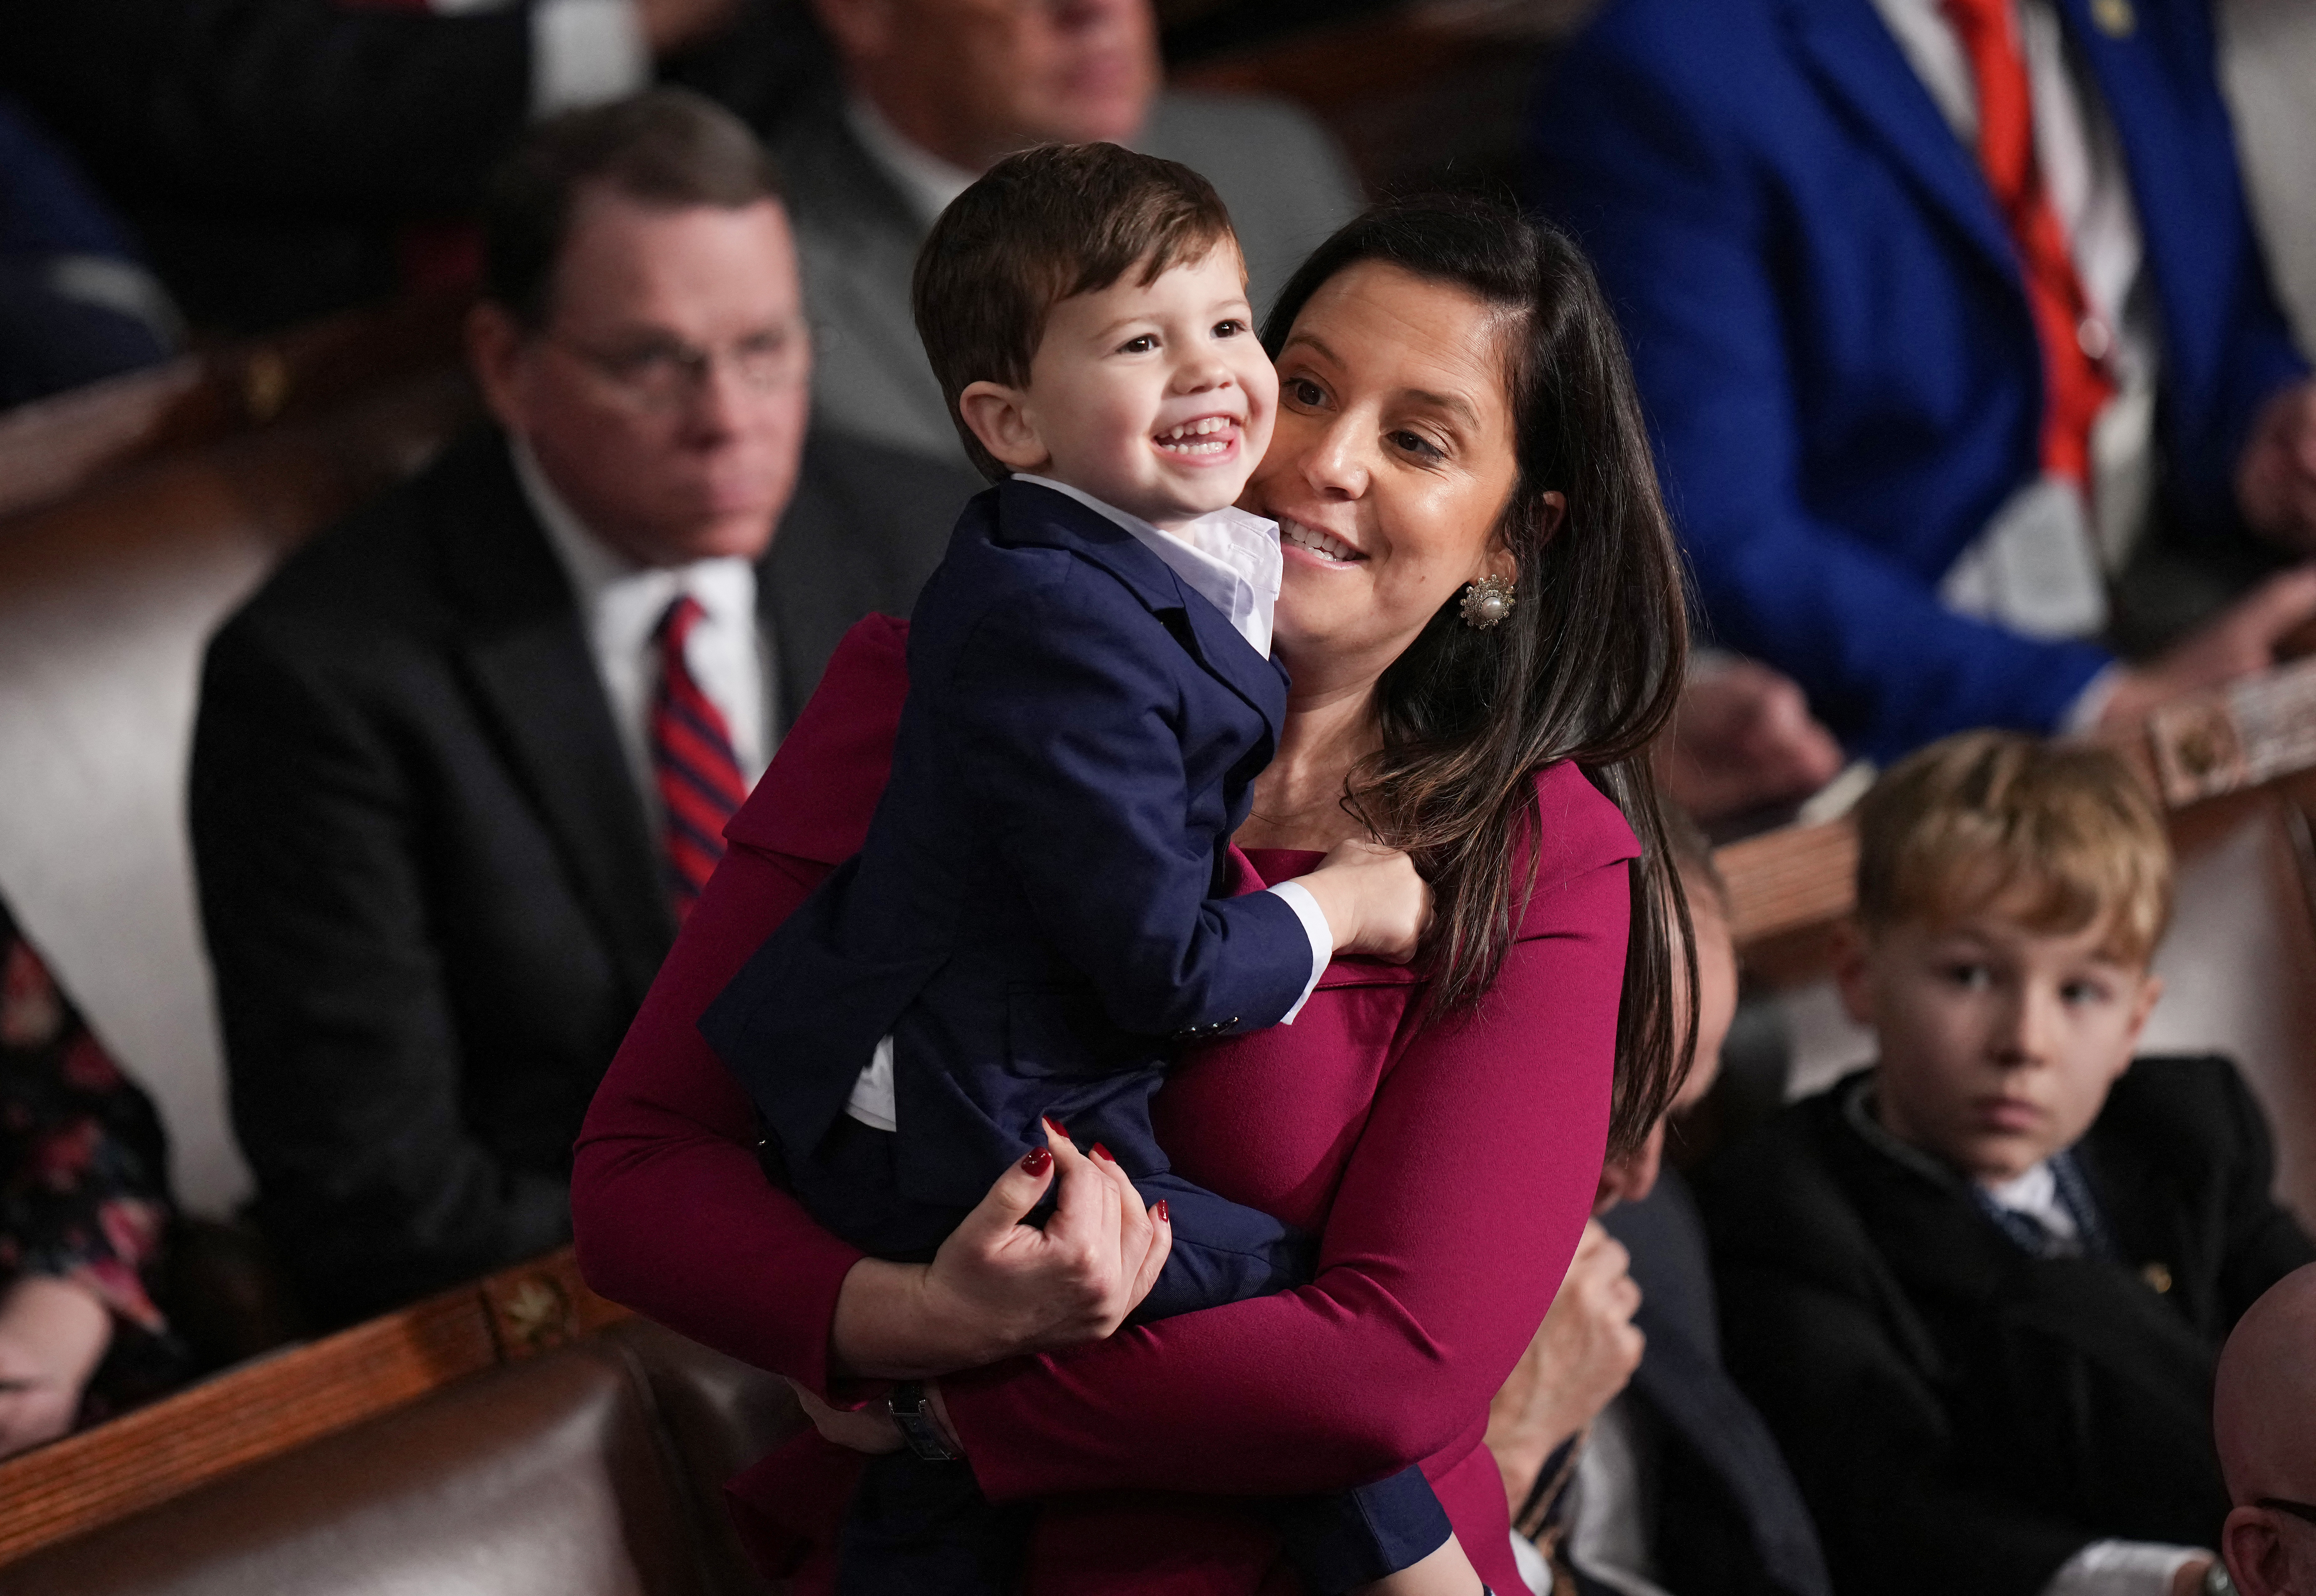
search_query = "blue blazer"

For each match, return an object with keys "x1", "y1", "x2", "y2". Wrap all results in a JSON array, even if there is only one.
[
  {"x1": 702, "y1": 479, "x2": 1316, "y2": 1210},
  {"x1": 1530, "y1": 0, "x2": 2308, "y2": 758}
]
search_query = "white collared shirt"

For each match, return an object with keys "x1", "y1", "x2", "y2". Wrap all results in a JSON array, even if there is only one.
[
  {"x1": 1871, "y1": 0, "x2": 2160, "y2": 731},
  {"x1": 843, "y1": 477, "x2": 1327, "y2": 1133},
  {"x1": 1015, "y1": 474, "x2": 1283, "y2": 660},
  {"x1": 512, "y1": 441, "x2": 775, "y2": 824},
  {"x1": 1982, "y1": 1158, "x2": 2083, "y2": 1251}
]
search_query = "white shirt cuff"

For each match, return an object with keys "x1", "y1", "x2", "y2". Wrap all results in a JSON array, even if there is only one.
[
  {"x1": 530, "y1": 0, "x2": 648, "y2": 117},
  {"x1": 1265, "y1": 881, "x2": 1334, "y2": 1026},
  {"x1": 2060, "y1": 662, "x2": 2125, "y2": 735},
  {"x1": 2041, "y1": 1539, "x2": 2207, "y2": 1596}
]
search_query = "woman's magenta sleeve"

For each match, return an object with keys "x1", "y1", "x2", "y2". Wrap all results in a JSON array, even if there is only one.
[
  {"x1": 941, "y1": 846, "x2": 1629, "y2": 1501},
  {"x1": 575, "y1": 615, "x2": 913, "y2": 1397},
  {"x1": 571, "y1": 841, "x2": 868, "y2": 1397}
]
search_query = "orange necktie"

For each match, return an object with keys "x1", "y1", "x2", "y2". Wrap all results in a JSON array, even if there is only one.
[{"x1": 1942, "y1": 0, "x2": 2115, "y2": 485}]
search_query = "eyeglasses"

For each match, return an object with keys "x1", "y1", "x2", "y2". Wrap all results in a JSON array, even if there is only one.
[
  {"x1": 2262, "y1": 1498, "x2": 2316, "y2": 1529},
  {"x1": 550, "y1": 329, "x2": 806, "y2": 413}
]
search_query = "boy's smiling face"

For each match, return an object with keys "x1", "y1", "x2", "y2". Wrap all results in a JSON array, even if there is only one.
[
  {"x1": 958, "y1": 239, "x2": 1277, "y2": 532},
  {"x1": 1838, "y1": 885, "x2": 2164, "y2": 1186}
]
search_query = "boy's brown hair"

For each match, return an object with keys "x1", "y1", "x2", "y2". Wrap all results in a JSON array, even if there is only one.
[
  {"x1": 1855, "y1": 730, "x2": 2172, "y2": 965},
  {"x1": 910, "y1": 141, "x2": 1238, "y2": 481}
]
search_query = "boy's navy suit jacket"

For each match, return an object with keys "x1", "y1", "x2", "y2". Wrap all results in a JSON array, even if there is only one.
[{"x1": 703, "y1": 479, "x2": 1317, "y2": 1211}]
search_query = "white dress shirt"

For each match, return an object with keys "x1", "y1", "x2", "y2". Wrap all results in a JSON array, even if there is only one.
[
  {"x1": 843, "y1": 476, "x2": 1331, "y2": 1133},
  {"x1": 513, "y1": 441, "x2": 774, "y2": 829},
  {"x1": 1872, "y1": 0, "x2": 2157, "y2": 728}
]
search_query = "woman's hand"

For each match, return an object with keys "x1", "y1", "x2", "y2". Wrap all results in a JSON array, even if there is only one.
[
  {"x1": 0, "y1": 1274, "x2": 113, "y2": 1460},
  {"x1": 829, "y1": 1121, "x2": 1174, "y2": 1380},
  {"x1": 1298, "y1": 840, "x2": 1432, "y2": 965},
  {"x1": 1485, "y1": 1220, "x2": 1645, "y2": 1515}
]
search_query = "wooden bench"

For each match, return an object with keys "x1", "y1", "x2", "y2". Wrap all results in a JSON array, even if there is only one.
[{"x1": 0, "y1": 1249, "x2": 630, "y2": 1568}]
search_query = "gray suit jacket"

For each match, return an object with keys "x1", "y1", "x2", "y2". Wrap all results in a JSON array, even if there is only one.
[{"x1": 775, "y1": 88, "x2": 1363, "y2": 466}]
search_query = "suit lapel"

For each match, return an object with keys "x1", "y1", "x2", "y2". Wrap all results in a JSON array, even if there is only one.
[
  {"x1": 1779, "y1": 0, "x2": 2019, "y2": 279},
  {"x1": 437, "y1": 437, "x2": 675, "y2": 1002},
  {"x1": 996, "y1": 479, "x2": 1289, "y2": 749},
  {"x1": 1629, "y1": 1322, "x2": 1835, "y2": 1596},
  {"x1": 1832, "y1": 1091, "x2": 2216, "y2": 1404}
]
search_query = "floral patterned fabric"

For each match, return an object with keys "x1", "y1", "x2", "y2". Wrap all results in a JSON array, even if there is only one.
[{"x1": 1, "y1": 898, "x2": 188, "y2": 1425}]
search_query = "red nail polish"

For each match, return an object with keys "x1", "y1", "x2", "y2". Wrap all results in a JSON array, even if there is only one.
[
  {"x1": 1092, "y1": 1142, "x2": 1117, "y2": 1163},
  {"x1": 1020, "y1": 1146, "x2": 1052, "y2": 1176},
  {"x1": 1045, "y1": 1118, "x2": 1071, "y2": 1140},
  {"x1": 1153, "y1": 1199, "x2": 1170, "y2": 1223}
]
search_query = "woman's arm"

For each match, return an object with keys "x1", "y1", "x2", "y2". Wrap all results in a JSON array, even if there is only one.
[
  {"x1": 571, "y1": 843, "x2": 1169, "y2": 1394},
  {"x1": 938, "y1": 856, "x2": 1628, "y2": 1501}
]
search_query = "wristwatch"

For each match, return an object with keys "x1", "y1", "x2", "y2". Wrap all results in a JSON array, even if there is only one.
[
  {"x1": 887, "y1": 1381, "x2": 962, "y2": 1462},
  {"x1": 2205, "y1": 1562, "x2": 2239, "y2": 1596}
]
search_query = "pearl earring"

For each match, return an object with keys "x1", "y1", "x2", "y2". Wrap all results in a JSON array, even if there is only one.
[{"x1": 1459, "y1": 573, "x2": 1516, "y2": 630}]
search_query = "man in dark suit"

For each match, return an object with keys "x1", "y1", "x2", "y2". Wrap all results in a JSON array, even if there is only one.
[
  {"x1": 1531, "y1": 0, "x2": 2316, "y2": 763},
  {"x1": 189, "y1": 91, "x2": 977, "y2": 1327}
]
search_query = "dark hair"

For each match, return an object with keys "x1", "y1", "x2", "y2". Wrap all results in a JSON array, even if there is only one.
[
  {"x1": 1263, "y1": 196, "x2": 1695, "y2": 1160},
  {"x1": 483, "y1": 88, "x2": 786, "y2": 329},
  {"x1": 1662, "y1": 803, "x2": 1728, "y2": 919},
  {"x1": 912, "y1": 142, "x2": 1237, "y2": 481}
]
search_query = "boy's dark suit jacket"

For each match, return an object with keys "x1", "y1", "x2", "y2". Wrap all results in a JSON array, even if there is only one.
[
  {"x1": 1698, "y1": 1058, "x2": 2316, "y2": 1596},
  {"x1": 705, "y1": 479, "x2": 1316, "y2": 1213},
  {"x1": 190, "y1": 426, "x2": 976, "y2": 1327}
]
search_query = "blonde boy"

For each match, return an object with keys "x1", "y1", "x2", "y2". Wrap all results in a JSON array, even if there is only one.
[{"x1": 1701, "y1": 731, "x2": 2314, "y2": 1596}]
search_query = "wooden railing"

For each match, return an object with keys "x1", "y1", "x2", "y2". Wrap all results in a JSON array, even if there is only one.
[
  {"x1": 0, "y1": 1249, "x2": 626, "y2": 1568},
  {"x1": 1713, "y1": 653, "x2": 2316, "y2": 964}
]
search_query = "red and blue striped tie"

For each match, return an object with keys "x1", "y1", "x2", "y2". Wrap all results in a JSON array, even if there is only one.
[{"x1": 652, "y1": 594, "x2": 748, "y2": 920}]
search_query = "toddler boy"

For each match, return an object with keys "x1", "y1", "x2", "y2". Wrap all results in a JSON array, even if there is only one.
[
  {"x1": 1700, "y1": 730, "x2": 2315, "y2": 1596},
  {"x1": 703, "y1": 144, "x2": 1472, "y2": 1594}
]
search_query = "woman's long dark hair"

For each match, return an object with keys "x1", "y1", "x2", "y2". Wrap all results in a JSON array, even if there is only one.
[{"x1": 1262, "y1": 196, "x2": 1696, "y2": 1159}]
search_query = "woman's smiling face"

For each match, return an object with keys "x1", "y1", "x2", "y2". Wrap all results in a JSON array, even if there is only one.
[{"x1": 1243, "y1": 260, "x2": 1523, "y2": 689}]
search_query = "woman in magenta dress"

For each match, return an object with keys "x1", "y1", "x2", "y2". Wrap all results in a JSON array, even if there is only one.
[{"x1": 572, "y1": 196, "x2": 1696, "y2": 1595}]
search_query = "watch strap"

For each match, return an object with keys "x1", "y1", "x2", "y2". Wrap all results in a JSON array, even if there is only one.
[{"x1": 888, "y1": 1380, "x2": 962, "y2": 1463}]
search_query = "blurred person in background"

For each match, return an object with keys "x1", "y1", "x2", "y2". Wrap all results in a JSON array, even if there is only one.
[
  {"x1": 0, "y1": 96, "x2": 177, "y2": 408},
  {"x1": 2214, "y1": 1264, "x2": 2316, "y2": 1596},
  {"x1": 0, "y1": 0, "x2": 746, "y2": 331},
  {"x1": 1490, "y1": 816, "x2": 1831, "y2": 1596},
  {"x1": 0, "y1": 898, "x2": 190, "y2": 1459},
  {"x1": 768, "y1": 0, "x2": 1362, "y2": 468},
  {"x1": 190, "y1": 91, "x2": 975, "y2": 1328},
  {"x1": 1532, "y1": 0, "x2": 2316, "y2": 767}
]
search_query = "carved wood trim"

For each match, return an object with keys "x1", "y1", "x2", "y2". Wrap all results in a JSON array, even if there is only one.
[{"x1": 0, "y1": 1249, "x2": 627, "y2": 1567}]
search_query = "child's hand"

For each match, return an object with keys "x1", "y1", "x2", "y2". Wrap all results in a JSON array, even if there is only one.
[
  {"x1": 917, "y1": 1119, "x2": 1174, "y2": 1365},
  {"x1": 1300, "y1": 840, "x2": 1432, "y2": 965}
]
